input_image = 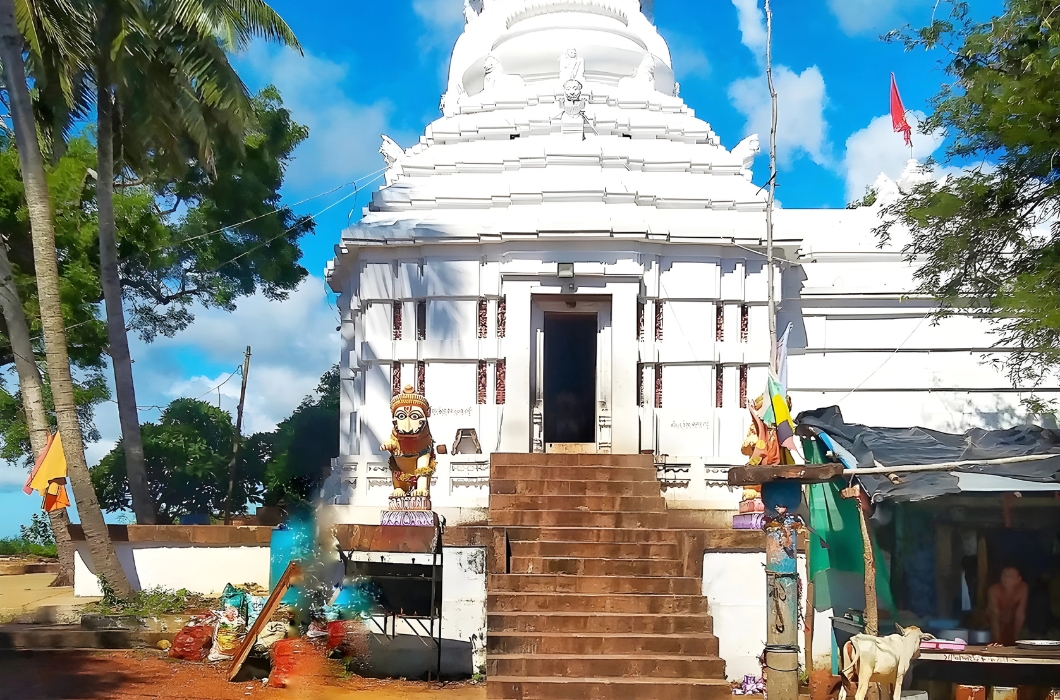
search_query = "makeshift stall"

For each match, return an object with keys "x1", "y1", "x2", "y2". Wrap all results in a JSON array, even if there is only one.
[
  {"x1": 333, "y1": 521, "x2": 445, "y2": 681},
  {"x1": 798, "y1": 406, "x2": 1060, "y2": 691}
]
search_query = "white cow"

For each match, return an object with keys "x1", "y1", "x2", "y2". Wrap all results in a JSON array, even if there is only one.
[{"x1": 838, "y1": 625, "x2": 932, "y2": 700}]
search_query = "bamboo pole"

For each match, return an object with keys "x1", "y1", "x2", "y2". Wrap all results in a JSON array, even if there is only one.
[
  {"x1": 841, "y1": 453, "x2": 1055, "y2": 476},
  {"x1": 857, "y1": 501, "x2": 879, "y2": 635}
]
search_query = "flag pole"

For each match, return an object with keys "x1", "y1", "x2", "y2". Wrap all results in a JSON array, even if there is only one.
[
  {"x1": 764, "y1": 0, "x2": 778, "y2": 371},
  {"x1": 763, "y1": 4, "x2": 799, "y2": 700}
]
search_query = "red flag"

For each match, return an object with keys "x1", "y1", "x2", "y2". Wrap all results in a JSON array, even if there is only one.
[{"x1": 890, "y1": 72, "x2": 912, "y2": 147}]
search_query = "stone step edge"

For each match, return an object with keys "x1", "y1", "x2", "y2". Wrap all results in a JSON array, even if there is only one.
[
  {"x1": 486, "y1": 676, "x2": 731, "y2": 685},
  {"x1": 488, "y1": 631, "x2": 717, "y2": 638},
  {"x1": 488, "y1": 611, "x2": 709, "y2": 618},
  {"x1": 488, "y1": 653, "x2": 722, "y2": 661},
  {"x1": 488, "y1": 574, "x2": 702, "y2": 581},
  {"x1": 488, "y1": 592, "x2": 703, "y2": 597}
]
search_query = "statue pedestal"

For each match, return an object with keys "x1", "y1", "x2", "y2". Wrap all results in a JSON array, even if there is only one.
[{"x1": 380, "y1": 495, "x2": 437, "y2": 527}]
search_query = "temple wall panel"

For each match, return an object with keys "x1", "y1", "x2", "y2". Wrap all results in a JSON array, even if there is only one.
[{"x1": 361, "y1": 262, "x2": 395, "y2": 300}]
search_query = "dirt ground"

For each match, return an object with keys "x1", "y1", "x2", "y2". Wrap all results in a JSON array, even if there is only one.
[{"x1": 0, "y1": 649, "x2": 487, "y2": 700}]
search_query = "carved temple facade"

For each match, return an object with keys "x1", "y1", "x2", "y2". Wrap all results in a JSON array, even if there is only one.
[{"x1": 324, "y1": 0, "x2": 1048, "y2": 523}]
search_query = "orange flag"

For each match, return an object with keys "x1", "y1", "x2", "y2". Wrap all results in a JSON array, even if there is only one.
[{"x1": 23, "y1": 431, "x2": 70, "y2": 512}]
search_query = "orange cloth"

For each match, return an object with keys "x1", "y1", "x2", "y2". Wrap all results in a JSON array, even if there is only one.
[{"x1": 23, "y1": 432, "x2": 70, "y2": 512}]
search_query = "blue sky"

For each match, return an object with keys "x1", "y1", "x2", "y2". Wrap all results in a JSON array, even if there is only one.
[{"x1": 0, "y1": 0, "x2": 1004, "y2": 536}]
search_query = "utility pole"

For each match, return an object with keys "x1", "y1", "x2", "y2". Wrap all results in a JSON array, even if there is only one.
[
  {"x1": 223, "y1": 346, "x2": 252, "y2": 523},
  {"x1": 763, "y1": 3, "x2": 798, "y2": 700},
  {"x1": 765, "y1": 0, "x2": 779, "y2": 368}
]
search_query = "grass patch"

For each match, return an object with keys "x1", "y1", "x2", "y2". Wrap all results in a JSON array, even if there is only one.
[
  {"x1": 0, "y1": 537, "x2": 58, "y2": 558},
  {"x1": 84, "y1": 584, "x2": 213, "y2": 617}
]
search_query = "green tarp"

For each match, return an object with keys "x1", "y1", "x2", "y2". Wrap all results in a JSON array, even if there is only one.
[{"x1": 804, "y1": 437, "x2": 896, "y2": 615}]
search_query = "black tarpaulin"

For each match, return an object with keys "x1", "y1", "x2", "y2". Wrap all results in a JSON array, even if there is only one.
[{"x1": 796, "y1": 406, "x2": 1060, "y2": 502}]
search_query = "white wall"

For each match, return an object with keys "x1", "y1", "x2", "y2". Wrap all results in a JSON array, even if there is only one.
[
  {"x1": 341, "y1": 548, "x2": 488, "y2": 674},
  {"x1": 73, "y1": 542, "x2": 270, "y2": 597},
  {"x1": 702, "y1": 551, "x2": 833, "y2": 680}
]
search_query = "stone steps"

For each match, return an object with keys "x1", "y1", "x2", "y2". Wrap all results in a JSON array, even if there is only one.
[
  {"x1": 502, "y1": 527, "x2": 680, "y2": 544},
  {"x1": 488, "y1": 653, "x2": 726, "y2": 679},
  {"x1": 489, "y1": 509, "x2": 668, "y2": 528},
  {"x1": 489, "y1": 592, "x2": 708, "y2": 614},
  {"x1": 0, "y1": 624, "x2": 171, "y2": 650},
  {"x1": 490, "y1": 454, "x2": 655, "y2": 468},
  {"x1": 490, "y1": 466, "x2": 656, "y2": 482},
  {"x1": 490, "y1": 494, "x2": 666, "y2": 513},
  {"x1": 486, "y1": 676, "x2": 732, "y2": 700},
  {"x1": 491, "y1": 478, "x2": 662, "y2": 497},
  {"x1": 488, "y1": 573, "x2": 702, "y2": 595},
  {"x1": 488, "y1": 611, "x2": 713, "y2": 635},
  {"x1": 508, "y1": 556, "x2": 682, "y2": 577},
  {"x1": 508, "y1": 540, "x2": 680, "y2": 559},
  {"x1": 485, "y1": 454, "x2": 725, "y2": 699},
  {"x1": 487, "y1": 631, "x2": 720, "y2": 656}
]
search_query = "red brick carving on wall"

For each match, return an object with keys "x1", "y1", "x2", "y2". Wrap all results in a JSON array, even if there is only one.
[{"x1": 495, "y1": 359, "x2": 506, "y2": 404}]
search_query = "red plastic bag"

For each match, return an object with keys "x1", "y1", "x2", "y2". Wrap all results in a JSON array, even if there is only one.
[
  {"x1": 326, "y1": 620, "x2": 368, "y2": 659},
  {"x1": 269, "y1": 638, "x2": 305, "y2": 688},
  {"x1": 169, "y1": 624, "x2": 213, "y2": 661}
]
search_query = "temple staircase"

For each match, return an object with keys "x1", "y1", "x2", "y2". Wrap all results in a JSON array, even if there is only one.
[{"x1": 485, "y1": 453, "x2": 730, "y2": 700}]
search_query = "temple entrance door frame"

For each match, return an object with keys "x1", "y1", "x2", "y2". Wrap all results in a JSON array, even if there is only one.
[{"x1": 530, "y1": 296, "x2": 612, "y2": 454}]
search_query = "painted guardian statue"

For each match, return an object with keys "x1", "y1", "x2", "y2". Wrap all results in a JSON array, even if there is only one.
[{"x1": 380, "y1": 385, "x2": 437, "y2": 499}]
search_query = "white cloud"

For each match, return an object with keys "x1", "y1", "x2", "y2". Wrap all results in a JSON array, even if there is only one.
[
  {"x1": 661, "y1": 29, "x2": 712, "y2": 81},
  {"x1": 727, "y1": 0, "x2": 830, "y2": 168},
  {"x1": 827, "y1": 0, "x2": 917, "y2": 36},
  {"x1": 241, "y1": 45, "x2": 394, "y2": 192},
  {"x1": 412, "y1": 0, "x2": 465, "y2": 31},
  {"x1": 731, "y1": 0, "x2": 767, "y2": 62},
  {"x1": 729, "y1": 65, "x2": 830, "y2": 167},
  {"x1": 0, "y1": 463, "x2": 25, "y2": 493},
  {"x1": 86, "y1": 277, "x2": 339, "y2": 464},
  {"x1": 842, "y1": 112, "x2": 945, "y2": 201}
]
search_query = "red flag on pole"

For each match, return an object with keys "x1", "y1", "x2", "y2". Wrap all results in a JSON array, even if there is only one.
[{"x1": 890, "y1": 72, "x2": 912, "y2": 147}]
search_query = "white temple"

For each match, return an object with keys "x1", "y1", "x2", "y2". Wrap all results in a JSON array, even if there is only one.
[
  {"x1": 321, "y1": 0, "x2": 1053, "y2": 679},
  {"x1": 326, "y1": 0, "x2": 1042, "y2": 520}
]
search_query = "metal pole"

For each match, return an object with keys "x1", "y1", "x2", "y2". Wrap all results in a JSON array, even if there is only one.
[
  {"x1": 763, "y1": 482, "x2": 800, "y2": 700},
  {"x1": 223, "y1": 346, "x2": 252, "y2": 522},
  {"x1": 764, "y1": 0, "x2": 779, "y2": 369}
]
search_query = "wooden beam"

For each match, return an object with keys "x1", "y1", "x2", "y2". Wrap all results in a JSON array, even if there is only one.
[
  {"x1": 227, "y1": 561, "x2": 301, "y2": 682},
  {"x1": 727, "y1": 463, "x2": 843, "y2": 486}
]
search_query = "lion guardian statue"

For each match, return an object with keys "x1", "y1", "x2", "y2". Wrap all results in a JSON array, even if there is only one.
[{"x1": 380, "y1": 385, "x2": 437, "y2": 499}]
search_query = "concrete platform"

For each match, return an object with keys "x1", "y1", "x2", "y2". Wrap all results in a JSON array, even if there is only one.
[{"x1": 0, "y1": 573, "x2": 95, "y2": 624}]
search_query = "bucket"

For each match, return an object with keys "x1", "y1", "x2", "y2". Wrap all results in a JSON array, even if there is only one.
[{"x1": 956, "y1": 686, "x2": 986, "y2": 700}]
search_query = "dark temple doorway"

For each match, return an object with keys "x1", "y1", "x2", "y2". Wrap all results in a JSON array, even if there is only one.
[{"x1": 543, "y1": 313, "x2": 597, "y2": 445}]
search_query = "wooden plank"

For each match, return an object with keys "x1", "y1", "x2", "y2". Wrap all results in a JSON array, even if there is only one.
[
  {"x1": 227, "y1": 561, "x2": 301, "y2": 682},
  {"x1": 918, "y1": 650, "x2": 1060, "y2": 665},
  {"x1": 332, "y1": 524, "x2": 439, "y2": 553},
  {"x1": 727, "y1": 463, "x2": 842, "y2": 486}
]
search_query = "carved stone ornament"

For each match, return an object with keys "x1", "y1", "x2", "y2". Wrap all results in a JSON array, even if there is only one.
[
  {"x1": 562, "y1": 79, "x2": 585, "y2": 117},
  {"x1": 379, "y1": 384, "x2": 437, "y2": 503},
  {"x1": 559, "y1": 48, "x2": 585, "y2": 84},
  {"x1": 618, "y1": 54, "x2": 657, "y2": 94},
  {"x1": 379, "y1": 135, "x2": 405, "y2": 167},
  {"x1": 732, "y1": 134, "x2": 761, "y2": 170}
]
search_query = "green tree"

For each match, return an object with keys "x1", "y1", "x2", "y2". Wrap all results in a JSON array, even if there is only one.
[
  {"x1": 0, "y1": 0, "x2": 132, "y2": 596},
  {"x1": 92, "y1": 398, "x2": 265, "y2": 522},
  {"x1": 880, "y1": 0, "x2": 1060, "y2": 386},
  {"x1": 251, "y1": 365, "x2": 339, "y2": 508},
  {"x1": 81, "y1": 0, "x2": 302, "y2": 524}
]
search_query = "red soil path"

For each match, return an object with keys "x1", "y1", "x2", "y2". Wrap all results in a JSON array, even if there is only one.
[{"x1": 0, "y1": 650, "x2": 484, "y2": 700}]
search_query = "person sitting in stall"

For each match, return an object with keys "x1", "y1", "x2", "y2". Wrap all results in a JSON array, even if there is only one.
[{"x1": 988, "y1": 566, "x2": 1028, "y2": 645}]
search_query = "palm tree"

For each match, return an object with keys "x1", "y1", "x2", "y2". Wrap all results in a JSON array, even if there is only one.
[
  {"x1": 0, "y1": 0, "x2": 132, "y2": 596},
  {"x1": 0, "y1": 239, "x2": 76, "y2": 586},
  {"x1": 87, "y1": 0, "x2": 301, "y2": 524}
]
